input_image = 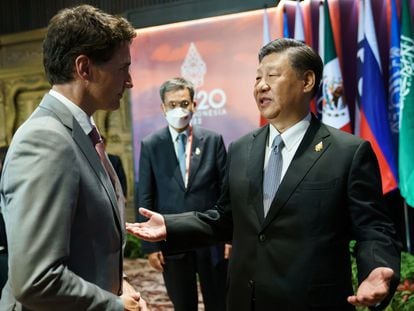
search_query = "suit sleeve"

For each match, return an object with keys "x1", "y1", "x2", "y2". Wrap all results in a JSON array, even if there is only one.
[
  {"x1": 348, "y1": 141, "x2": 401, "y2": 307},
  {"x1": 137, "y1": 140, "x2": 160, "y2": 254},
  {"x1": 1, "y1": 127, "x2": 123, "y2": 311},
  {"x1": 162, "y1": 141, "x2": 233, "y2": 253}
]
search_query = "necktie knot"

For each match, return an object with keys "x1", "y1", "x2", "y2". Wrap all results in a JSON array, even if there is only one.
[
  {"x1": 177, "y1": 132, "x2": 187, "y2": 145},
  {"x1": 272, "y1": 135, "x2": 284, "y2": 154},
  {"x1": 89, "y1": 126, "x2": 102, "y2": 146}
]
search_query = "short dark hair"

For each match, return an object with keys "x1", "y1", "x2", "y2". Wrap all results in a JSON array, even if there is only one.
[
  {"x1": 259, "y1": 38, "x2": 323, "y2": 96},
  {"x1": 159, "y1": 77, "x2": 195, "y2": 103},
  {"x1": 43, "y1": 4, "x2": 136, "y2": 85}
]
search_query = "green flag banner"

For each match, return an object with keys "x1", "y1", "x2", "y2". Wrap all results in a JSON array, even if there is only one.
[{"x1": 399, "y1": 0, "x2": 414, "y2": 206}]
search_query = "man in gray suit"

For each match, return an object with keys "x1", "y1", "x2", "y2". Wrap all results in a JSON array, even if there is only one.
[
  {"x1": 0, "y1": 5, "x2": 146, "y2": 310},
  {"x1": 127, "y1": 38, "x2": 401, "y2": 310}
]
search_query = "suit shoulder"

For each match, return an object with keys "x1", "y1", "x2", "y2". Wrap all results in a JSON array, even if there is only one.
[
  {"x1": 231, "y1": 126, "x2": 266, "y2": 147},
  {"x1": 323, "y1": 123, "x2": 365, "y2": 145},
  {"x1": 193, "y1": 126, "x2": 223, "y2": 139},
  {"x1": 141, "y1": 127, "x2": 169, "y2": 144}
]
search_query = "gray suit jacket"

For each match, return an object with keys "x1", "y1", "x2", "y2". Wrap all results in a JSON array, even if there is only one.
[{"x1": 0, "y1": 94, "x2": 124, "y2": 310}]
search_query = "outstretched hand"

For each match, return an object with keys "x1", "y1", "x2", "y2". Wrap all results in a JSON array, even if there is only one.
[
  {"x1": 347, "y1": 267, "x2": 394, "y2": 307},
  {"x1": 126, "y1": 208, "x2": 167, "y2": 242}
]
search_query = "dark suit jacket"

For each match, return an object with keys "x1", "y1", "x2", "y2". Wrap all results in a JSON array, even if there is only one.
[
  {"x1": 163, "y1": 116, "x2": 401, "y2": 311},
  {"x1": 109, "y1": 154, "x2": 127, "y2": 196},
  {"x1": 138, "y1": 126, "x2": 227, "y2": 258}
]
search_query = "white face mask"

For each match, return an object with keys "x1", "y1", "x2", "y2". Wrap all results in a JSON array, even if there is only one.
[{"x1": 165, "y1": 107, "x2": 193, "y2": 129}]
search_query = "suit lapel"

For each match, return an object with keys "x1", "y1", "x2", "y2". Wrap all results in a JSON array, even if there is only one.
[
  {"x1": 187, "y1": 127, "x2": 204, "y2": 189},
  {"x1": 262, "y1": 117, "x2": 331, "y2": 229},
  {"x1": 247, "y1": 126, "x2": 269, "y2": 223},
  {"x1": 39, "y1": 96, "x2": 122, "y2": 231},
  {"x1": 72, "y1": 122, "x2": 122, "y2": 227},
  {"x1": 160, "y1": 127, "x2": 186, "y2": 190}
]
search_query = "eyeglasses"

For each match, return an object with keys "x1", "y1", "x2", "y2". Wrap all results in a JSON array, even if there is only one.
[{"x1": 163, "y1": 100, "x2": 192, "y2": 110}]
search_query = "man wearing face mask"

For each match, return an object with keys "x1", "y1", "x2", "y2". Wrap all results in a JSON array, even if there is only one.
[{"x1": 137, "y1": 77, "x2": 228, "y2": 311}]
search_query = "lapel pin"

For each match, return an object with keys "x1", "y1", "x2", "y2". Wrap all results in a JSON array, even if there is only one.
[
  {"x1": 314, "y1": 141, "x2": 323, "y2": 152},
  {"x1": 195, "y1": 147, "x2": 201, "y2": 155}
]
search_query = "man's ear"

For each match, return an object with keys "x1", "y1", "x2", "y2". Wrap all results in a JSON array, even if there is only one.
[
  {"x1": 75, "y1": 55, "x2": 91, "y2": 81},
  {"x1": 161, "y1": 104, "x2": 166, "y2": 115},
  {"x1": 302, "y1": 70, "x2": 316, "y2": 94}
]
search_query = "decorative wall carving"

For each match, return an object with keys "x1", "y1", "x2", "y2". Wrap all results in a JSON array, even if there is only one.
[{"x1": 0, "y1": 29, "x2": 135, "y2": 203}]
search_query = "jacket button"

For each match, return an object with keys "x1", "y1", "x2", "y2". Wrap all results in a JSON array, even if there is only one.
[
  {"x1": 248, "y1": 279, "x2": 255, "y2": 287},
  {"x1": 259, "y1": 234, "x2": 266, "y2": 242}
]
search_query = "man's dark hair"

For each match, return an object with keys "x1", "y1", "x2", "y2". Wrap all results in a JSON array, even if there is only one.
[
  {"x1": 159, "y1": 77, "x2": 195, "y2": 103},
  {"x1": 259, "y1": 38, "x2": 323, "y2": 96},
  {"x1": 43, "y1": 4, "x2": 136, "y2": 85}
]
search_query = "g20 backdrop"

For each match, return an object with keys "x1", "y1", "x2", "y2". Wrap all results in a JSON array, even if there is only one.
[{"x1": 130, "y1": 0, "x2": 414, "y2": 203}]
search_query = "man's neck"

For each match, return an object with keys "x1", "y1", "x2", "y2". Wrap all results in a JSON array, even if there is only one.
[{"x1": 52, "y1": 83, "x2": 94, "y2": 116}]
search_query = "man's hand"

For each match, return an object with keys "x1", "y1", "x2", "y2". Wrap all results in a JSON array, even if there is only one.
[
  {"x1": 148, "y1": 251, "x2": 165, "y2": 272},
  {"x1": 224, "y1": 243, "x2": 232, "y2": 260},
  {"x1": 347, "y1": 267, "x2": 394, "y2": 307},
  {"x1": 126, "y1": 208, "x2": 167, "y2": 242},
  {"x1": 121, "y1": 280, "x2": 148, "y2": 311}
]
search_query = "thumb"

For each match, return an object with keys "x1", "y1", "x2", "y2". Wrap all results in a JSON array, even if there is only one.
[
  {"x1": 139, "y1": 207, "x2": 154, "y2": 219},
  {"x1": 380, "y1": 268, "x2": 394, "y2": 281},
  {"x1": 131, "y1": 292, "x2": 141, "y2": 301}
]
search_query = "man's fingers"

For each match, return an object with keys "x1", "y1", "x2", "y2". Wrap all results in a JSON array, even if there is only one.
[
  {"x1": 139, "y1": 207, "x2": 153, "y2": 219},
  {"x1": 158, "y1": 252, "x2": 165, "y2": 265}
]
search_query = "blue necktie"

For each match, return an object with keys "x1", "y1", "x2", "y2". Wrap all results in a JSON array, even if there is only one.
[
  {"x1": 263, "y1": 135, "x2": 284, "y2": 217},
  {"x1": 177, "y1": 133, "x2": 187, "y2": 181}
]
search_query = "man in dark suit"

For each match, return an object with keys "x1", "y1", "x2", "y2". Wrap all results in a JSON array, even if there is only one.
[
  {"x1": 128, "y1": 38, "x2": 401, "y2": 311},
  {"x1": 137, "y1": 77, "x2": 228, "y2": 311},
  {"x1": 0, "y1": 5, "x2": 146, "y2": 310}
]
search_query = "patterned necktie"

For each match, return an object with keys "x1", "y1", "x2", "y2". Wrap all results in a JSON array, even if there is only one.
[
  {"x1": 177, "y1": 132, "x2": 187, "y2": 181},
  {"x1": 89, "y1": 126, "x2": 125, "y2": 223},
  {"x1": 263, "y1": 135, "x2": 284, "y2": 217}
]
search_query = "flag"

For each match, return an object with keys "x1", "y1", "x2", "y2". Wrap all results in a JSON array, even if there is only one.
[
  {"x1": 283, "y1": 8, "x2": 290, "y2": 38},
  {"x1": 263, "y1": 7, "x2": 271, "y2": 46},
  {"x1": 321, "y1": 0, "x2": 352, "y2": 132},
  {"x1": 294, "y1": 0, "x2": 305, "y2": 41},
  {"x1": 388, "y1": 0, "x2": 401, "y2": 151},
  {"x1": 359, "y1": 0, "x2": 398, "y2": 194},
  {"x1": 260, "y1": 8, "x2": 272, "y2": 126},
  {"x1": 355, "y1": 0, "x2": 364, "y2": 137},
  {"x1": 399, "y1": 0, "x2": 414, "y2": 205},
  {"x1": 314, "y1": 0, "x2": 324, "y2": 119}
]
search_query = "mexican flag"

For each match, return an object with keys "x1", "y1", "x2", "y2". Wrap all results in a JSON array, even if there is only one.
[{"x1": 321, "y1": 0, "x2": 351, "y2": 133}]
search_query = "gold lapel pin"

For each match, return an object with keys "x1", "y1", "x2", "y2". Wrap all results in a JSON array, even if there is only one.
[
  {"x1": 195, "y1": 147, "x2": 201, "y2": 155},
  {"x1": 314, "y1": 141, "x2": 323, "y2": 152}
]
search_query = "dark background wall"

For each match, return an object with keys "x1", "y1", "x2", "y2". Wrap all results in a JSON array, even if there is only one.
[{"x1": 0, "y1": 0, "x2": 278, "y2": 36}]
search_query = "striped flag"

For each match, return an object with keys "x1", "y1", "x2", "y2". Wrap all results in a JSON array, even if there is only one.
[
  {"x1": 388, "y1": 0, "x2": 401, "y2": 151},
  {"x1": 399, "y1": 0, "x2": 414, "y2": 205},
  {"x1": 359, "y1": 0, "x2": 398, "y2": 194},
  {"x1": 283, "y1": 8, "x2": 290, "y2": 38},
  {"x1": 260, "y1": 8, "x2": 272, "y2": 126},
  {"x1": 294, "y1": 0, "x2": 305, "y2": 42},
  {"x1": 355, "y1": 0, "x2": 365, "y2": 136},
  {"x1": 315, "y1": 0, "x2": 324, "y2": 119},
  {"x1": 321, "y1": 0, "x2": 352, "y2": 132}
]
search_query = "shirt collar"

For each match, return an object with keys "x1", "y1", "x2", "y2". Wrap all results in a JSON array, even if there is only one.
[
  {"x1": 49, "y1": 89, "x2": 94, "y2": 135},
  {"x1": 268, "y1": 113, "x2": 311, "y2": 151},
  {"x1": 168, "y1": 125, "x2": 189, "y2": 142}
]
